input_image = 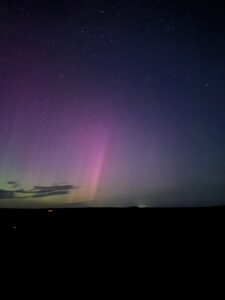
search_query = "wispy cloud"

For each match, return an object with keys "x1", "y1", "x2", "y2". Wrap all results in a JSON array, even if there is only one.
[
  {"x1": 31, "y1": 185, "x2": 78, "y2": 198},
  {"x1": 7, "y1": 180, "x2": 17, "y2": 185},
  {"x1": 7, "y1": 180, "x2": 21, "y2": 189},
  {"x1": 32, "y1": 190, "x2": 71, "y2": 198},
  {"x1": 0, "y1": 189, "x2": 15, "y2": 199},
  {"x1": 0, "y1": 183, "x2": 79, "y2": 200}
]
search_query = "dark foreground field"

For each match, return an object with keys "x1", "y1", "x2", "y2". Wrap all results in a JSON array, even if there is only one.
[{"x1": 0, "y1": 206, "x2": 224, "y2": 234}]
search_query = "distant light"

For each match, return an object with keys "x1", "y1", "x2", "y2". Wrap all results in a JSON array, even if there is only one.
[
  {"x1": 48, "y1": 209, "x2": 54, "y2": 213},
  {"x1": 138, "y1": 205, "x2": 147, "y2": 208}
]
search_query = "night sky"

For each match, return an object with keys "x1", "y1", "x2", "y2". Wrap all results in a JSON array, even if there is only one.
[{"x1": 0, "y1": 0, "x2": 225, "y2": 207}]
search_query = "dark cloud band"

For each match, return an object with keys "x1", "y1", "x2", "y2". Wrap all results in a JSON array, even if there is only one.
[{"x1": 0, "y1": 184, "x2": 79, "y2": 200}]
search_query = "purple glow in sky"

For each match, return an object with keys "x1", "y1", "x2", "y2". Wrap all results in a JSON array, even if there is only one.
[{"x1": 1, "y1": 1, "x2": 225, "y2": 207}]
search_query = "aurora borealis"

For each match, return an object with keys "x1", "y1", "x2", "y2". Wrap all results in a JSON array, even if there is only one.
[{"x1": 0, "y1": 0, "x2": 225, "y2": 207}]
